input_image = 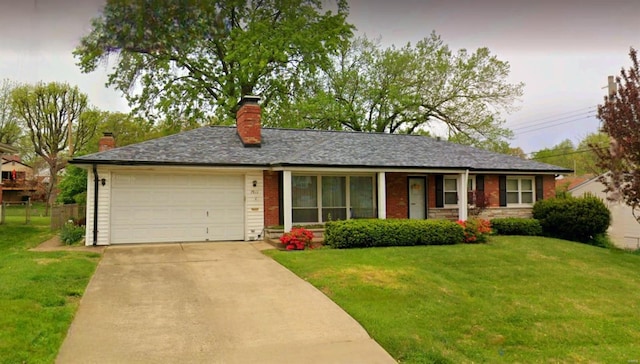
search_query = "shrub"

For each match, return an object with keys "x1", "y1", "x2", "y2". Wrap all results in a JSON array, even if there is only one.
[
  {"x1": 491, "y1": 218, "x2": 542, "y2": 236},
  {"x1": 532, "y1": 195, "x2": 611, "y2": 244},
  {"x1": 324, "y1": 219, "x2": 464, "y2": 249},
  {"x1": 60, "y1": 220, "x2": 85, "y2": 245},
  {"x1": 456, "y1": 218, "x2": 491, "y2": 243},
  {"x1": 280, "y1": 227, "x2": 314, "y2": 250}
]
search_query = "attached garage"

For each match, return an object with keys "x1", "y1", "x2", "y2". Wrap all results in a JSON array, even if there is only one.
[{"x1": 109, "y1": 172, "x2": 245, "y2": 244}]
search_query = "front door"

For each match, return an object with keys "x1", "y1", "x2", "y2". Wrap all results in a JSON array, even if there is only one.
[{"x1": 408, "y1": 177, "x2": 426, "y2": 219}]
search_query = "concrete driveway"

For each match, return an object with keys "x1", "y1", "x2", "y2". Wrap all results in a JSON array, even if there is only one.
[{"x1": 56, "y1": 242, "x2": 396, "y2": 363}]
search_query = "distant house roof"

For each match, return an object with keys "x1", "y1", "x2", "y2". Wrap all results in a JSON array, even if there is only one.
[
  {"x1": 71, "y1": 126, "x2": 572, "y2": 173},
  {"x1": 556, "y1": 174, "x2": 595, "y2": 191},
  {"x1": 1, "y1": 159, "x2": 32, "y2": 169}
]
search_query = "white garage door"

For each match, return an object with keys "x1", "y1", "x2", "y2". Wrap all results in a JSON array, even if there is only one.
[{"x1": 110, "y1": 172, "x2": 245, "y2": 244}]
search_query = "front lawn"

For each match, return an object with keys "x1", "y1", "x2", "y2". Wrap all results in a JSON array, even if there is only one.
[
  {"x1": 266, "y1": 236, "x2": 640, "y2": 363},
  {"x1": 0, "y1": 216, "x2": 100, "y2": 364}
]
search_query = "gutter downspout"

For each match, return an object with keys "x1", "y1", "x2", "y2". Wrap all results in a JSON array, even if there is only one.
[{"x1": 92, "y1": 164, "x2": 99, "y2": 246}]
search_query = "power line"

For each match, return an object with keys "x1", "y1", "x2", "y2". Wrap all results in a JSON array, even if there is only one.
[
  {"x1": 529, "y1": 146, "x2": 608, "y2": 160},
  {"x1": 514, "y1": 115, "x2": 597, "y2": 136},
  {"x1": 511, "y1": 111, "x2": 596, "y2": 132},
  {"x1": 507, "y1": 106, "x2": 596, "y2": 128}
]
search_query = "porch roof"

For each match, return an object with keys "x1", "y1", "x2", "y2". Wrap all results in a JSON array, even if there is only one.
[{"x1": 70, "y1": 126, "x2": 571, "y2": 174}]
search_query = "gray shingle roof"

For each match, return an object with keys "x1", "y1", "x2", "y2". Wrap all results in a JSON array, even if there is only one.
[{"x1": 70, "y1": 126, "x2": 571, "y2": 173}]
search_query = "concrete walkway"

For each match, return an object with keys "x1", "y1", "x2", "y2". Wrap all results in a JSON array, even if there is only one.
[{"x1": 56, "y1": 242, "x2": 396, "y2": 363}]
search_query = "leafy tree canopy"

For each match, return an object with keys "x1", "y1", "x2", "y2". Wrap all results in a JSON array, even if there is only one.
[
  {"x1": 78, "y1": 111, "x2": 156, "y2": 155},
  {"x1": 74, "y1": 0, "x2": 353, "y2": 124},
  {"x1": 272, "y1": 35, "x2": 523, "y2": 148},
  {"x1": 0, "y1": 79, "x2": 22, "y2": 145}
]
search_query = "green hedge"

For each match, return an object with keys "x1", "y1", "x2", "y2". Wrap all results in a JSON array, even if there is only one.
[
  {"x1": 490, "y1": 218, "x2": 542, "y2": 236},
  {"x1": 532, "y1": 195, "x2": 611, "y2": 244},
  {"x1": 324, "y1": 219, "x2": 464, "y2": 249}
]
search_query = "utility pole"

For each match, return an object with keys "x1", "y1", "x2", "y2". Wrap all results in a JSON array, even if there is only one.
[{"x1": 607, "y1": 75, "x2": 617, "y2": 98}]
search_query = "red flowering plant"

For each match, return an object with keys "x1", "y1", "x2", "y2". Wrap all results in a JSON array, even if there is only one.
[
  {"x1": 456, "y1": 218, "x2": 492, "y2": 244},
  {"x1": 280, "y1": 227, "x2": 315, "y2": 250}
]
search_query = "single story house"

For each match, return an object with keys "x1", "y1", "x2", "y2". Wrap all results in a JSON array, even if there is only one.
[
  {"x1": 569, "y1": 175, "x2": 640, "y2": 249},
  {"x1": 70, "y1": 96, "x2": 571, "y2": 246}
]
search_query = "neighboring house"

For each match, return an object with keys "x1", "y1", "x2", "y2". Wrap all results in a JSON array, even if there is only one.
[
  {"x1": 70, "y1": 96, "x2": 571, "y2": 246},
  {"x1": 569, "y1": 175, "x2": 640, "y2": 249},
  {"x1": 1, "y1": 156, "x2": 37, "y2": 202},
  {"x1": 555, "y1": 174, "x2": 594, "y2": 195},
  {"x1": 0, "y1": 143, "x2": 19, "y2": 203}
]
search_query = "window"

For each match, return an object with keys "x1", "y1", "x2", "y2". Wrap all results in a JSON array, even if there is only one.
[
  {"x1": 292, "y1": 174, "x2": 376, "y2": 223},
  {"x1": 441, "y1": 176, "x2": 476, "y2": 207},
  {"x1": 506, "y1": 177, "x2": 534, "y2": 205},
  {"x1": 444, "y1": 177, "x2": 457, "y2": 205},
  {"x1": 292, "y1": 176, "x2": 318, "y2": 223},
  {"x1": 467, "y1": 176, "x2": 476, "y2": 205},
  {"x1": 322, "y1": 176, "x2": 346, "y2": 221},
  {"x1": 350, "y1": 176, "x2": 375, "y2": 218}
]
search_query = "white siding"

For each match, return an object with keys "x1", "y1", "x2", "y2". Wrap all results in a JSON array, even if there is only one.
[
  {"x1": 571, "y1": 178, "x2": 640, "y2": 249},
  {"x1": 85, "y1": 166, "x2": 266, "y2": 245},
  {"x1": 245, "y1": 171, "x2": 264, "y2": 240},
  {"x1": 84, "y1": 168, "x2": 111, "y2": 246}
]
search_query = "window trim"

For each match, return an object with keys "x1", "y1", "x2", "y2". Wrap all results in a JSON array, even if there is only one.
[
  {"x1": 506, "y1": 176, "x2": 535, "y2": 207},
  {"x1": 443, "y1": 176, "x2": 458, "y2": 207},
  {"x1": 441, "y1": 176, "x2": 476, "y2": 207}
]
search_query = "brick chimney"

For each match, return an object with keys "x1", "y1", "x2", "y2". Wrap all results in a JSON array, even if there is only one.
[
  {"x1": 236, "y1": 95, "x2": 261, "y2": 147},
  {"x1": 98, "y1": 132, "x2": 116, "y2": 152}
]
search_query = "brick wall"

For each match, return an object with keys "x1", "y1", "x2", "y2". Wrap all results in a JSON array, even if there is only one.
[
  {"x1": 543, "y1": 175, "x2": 555, "y2": 200},
  {"x1": 263, "y1": 170, "x2": 280, "y2": 227},
  {"x1": 385, "y1": 172, "x2": 408, "y2": 218}
]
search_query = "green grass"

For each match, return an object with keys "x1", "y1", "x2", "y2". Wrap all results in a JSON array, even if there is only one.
[
  {"x1": 0, "y1": 215, "x2": 100, "y2": 364},
  {"x1": 266, "y1": 236, "x2": 640, "y2": 363}
]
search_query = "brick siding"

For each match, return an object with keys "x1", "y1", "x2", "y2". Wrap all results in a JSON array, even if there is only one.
[
  {"x1": 385, "y1": 172, "x2": 408, "y2": 218},
  {"x1": 263, "y1": 170, "x2": 280, "y2": 227}
]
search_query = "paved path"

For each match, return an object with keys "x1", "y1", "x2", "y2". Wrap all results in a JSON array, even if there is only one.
[{"x1": 56, "y1": 242, "x2": 396, "y2": 363}]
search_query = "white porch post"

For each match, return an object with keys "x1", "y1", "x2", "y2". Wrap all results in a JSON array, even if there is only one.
[
  {"x1": 283, "y1": 170, "x2": 292, "y2": 232},
  {"x1": 458, "y1": 171, "x2": 469, "y2": 220},
  {"x1": 377, "y1": 172, "x2": 386, "y2": 219}
]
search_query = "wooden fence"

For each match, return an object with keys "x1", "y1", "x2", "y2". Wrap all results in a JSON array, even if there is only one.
[{"x1": 51, "y1": 204, "x2": 86, "y2": 231}]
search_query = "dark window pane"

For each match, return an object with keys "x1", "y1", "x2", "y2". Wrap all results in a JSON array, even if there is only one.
[
  {"x1": 293, "y1": 208, "x2": 319, "y2": 223},
  {"x1": 444, "y1": 192, "x2": 457, "y2": 205},
  {"x1": 322, "y1": 208, "x2": 347, "y2": 222},
  {"x1": 350, "y1": 208, "x2": 377, "y2": 219},
  {"x1": 322, "y1": 176, "x2": 346, "y2": 207},
  {"x1": 350, "y1": 176, "x2": 374, "y2": 209}
]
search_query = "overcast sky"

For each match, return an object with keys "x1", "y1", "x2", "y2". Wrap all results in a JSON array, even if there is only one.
[{"x1": 1, "y1": 0, "x2": 638, "y2": 153}]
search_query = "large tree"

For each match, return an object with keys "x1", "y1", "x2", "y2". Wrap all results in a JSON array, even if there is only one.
[
  {"x1": 0, "y1": 79, "x2": 22, "y2": 145},
  {"x1": 592, "y1": 47, "x2": 640, "y2": 223},
  {"x1": 11, "y1": 82, "x2": 98, "y2": 213},
  {"x1": 273, "y1": 35, "x2": 523, "y2": 148},
  {"x1": 74, "y1": 0, "x2": 353, "y2": 124}
]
